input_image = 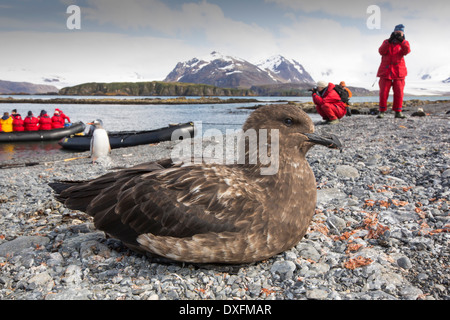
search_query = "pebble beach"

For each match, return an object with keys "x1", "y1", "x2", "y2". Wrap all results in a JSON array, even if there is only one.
[{"x1": 0, "y1": 102, "x2": 448, "y2": 301}]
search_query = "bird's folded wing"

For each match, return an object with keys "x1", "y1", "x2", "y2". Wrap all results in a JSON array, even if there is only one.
[{"x1": 85, "y1": 163, "x2": 255, "y2": 242}]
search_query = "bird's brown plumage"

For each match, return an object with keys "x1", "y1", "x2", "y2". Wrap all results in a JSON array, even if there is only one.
[{"x1": 50, "y1": 104, "x2": 341, "y2": 264}]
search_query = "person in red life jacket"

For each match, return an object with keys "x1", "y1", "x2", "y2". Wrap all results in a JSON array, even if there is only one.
[
  {"x1": 310, "y1": 81, "x2": 347, "y2": 124},
  {"x1": 24, "y1": 111, "x2": 40, "y2": 131},
  {"x1": 377, "y1": 24, "x2": 411, "y2": 119},
  {"x1": 51, "y1": 110, "x2": 65, "y2": 129},
  {"x1": 11, "y1": 109, "x2": 25, "y2": 132},
  {"x1": 38, "y1": 110, "x2": 52, "y2": 130},
  {"x1": 55, "y1": 108, "x2": 71, "y2": 125}
]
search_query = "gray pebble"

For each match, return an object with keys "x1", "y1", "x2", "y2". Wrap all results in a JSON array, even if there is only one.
[{"x1": 397, "y1": 256, "x2": 412, "y2": 270}]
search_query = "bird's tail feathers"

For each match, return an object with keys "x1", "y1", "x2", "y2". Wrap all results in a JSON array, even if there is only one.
[{"x1": 48, "y1": 181, "x2": 81, "y2": 195}]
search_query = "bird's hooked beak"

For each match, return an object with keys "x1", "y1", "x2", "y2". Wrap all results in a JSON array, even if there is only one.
[{"x1": 304, "y1": 133, "x2": 343, "y2": 150}]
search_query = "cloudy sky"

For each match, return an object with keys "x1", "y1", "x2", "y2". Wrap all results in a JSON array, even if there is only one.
[{"x1": 1, "y1": 0, "x2": 449, "y2": 93}]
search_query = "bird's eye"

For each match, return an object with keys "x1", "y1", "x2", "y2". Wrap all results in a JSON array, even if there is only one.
[{"x1": 284, "y1": 118, "x2": 293, "y2": 126}]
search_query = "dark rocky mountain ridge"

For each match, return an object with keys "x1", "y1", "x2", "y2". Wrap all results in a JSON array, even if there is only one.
[
  {"x1": 0, "y1": 80, "x2": 58, "y2": 94},
  {"x1": 164, "y1": 52, "x2": 315, "y2": 89}
]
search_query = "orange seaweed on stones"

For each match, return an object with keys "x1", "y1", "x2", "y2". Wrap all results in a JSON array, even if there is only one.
[
  {"x1": 261, "y1": 288, "x2": 276, "y2": 296},
  {"x1": 428, "y1": 227, "x2": 450, "y2": 235},
  {"x1": 344, "y1": 256, "x2": 373, "y2": 270},
  {"x1": 415, "y1": 207, "x2": 426, "y2": 219},
  {"x1": 362, "y1": 212, "x2": 390, "y2": 239},
  {"x1": 363, "y1": 212, "x2": 378, "y2": 228},
  {"x1": 364, "y1": 199, "x2": 376, "y2": 207},
  {"x1": 378, "y1": 200, "x2": 390, "y2": 208},
  {"x1": 346, "y1": 243, "x2": 363, "y2": 253},
  {"x1": 309, "y1": 223, "x2": 329, "y2": 236},
  {"x1": 391, "y1": 199, "x2": 409, "y2": 207},
  {"x1": 367, "y1": 224, "x2": 390, "y2": 239},
  {"x1": 330, "y1": 230, "x2": 358, "y2": 241},
  {"x1": 419, "y1": 224, "x2": 450, "y2": 236}
]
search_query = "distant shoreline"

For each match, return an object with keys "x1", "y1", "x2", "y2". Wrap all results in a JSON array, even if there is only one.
[{"x1": 0, "y1": 96, "x2": 268, "y2": 105}]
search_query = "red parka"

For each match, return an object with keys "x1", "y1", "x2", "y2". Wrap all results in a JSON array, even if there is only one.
[
  {"x1": 39, "y1": 114, "x2": 52, "y2": 130},
  {"x1": 312, "y1": 83, "x2": 347, "y2": 121},
  {"x1": 12, "y1": 114, "x2": 24, "y2": 132},
  {"x1": 51, "y1": 114, "x2": 64, "y2": 129},
  {"x1": 55, "y1": 109, "x2": 71, "y2": 123},
  {"x1": 377, "y1": 39, "x2": 411, "y2": 79},
  {"x1": 313, "y1": 83, "x2": 347, "y2": 109},
  {"x1": 24, "y1": 116, "x2": 40, "y2": 131}
]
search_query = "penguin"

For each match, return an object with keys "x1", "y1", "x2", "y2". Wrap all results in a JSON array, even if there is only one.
[
  {"x1": 88, "y1": 119, "x2": 111, "y2": 164},
  {"x1": 411, "y1": 108, "x2": 426, "y2": 117}
]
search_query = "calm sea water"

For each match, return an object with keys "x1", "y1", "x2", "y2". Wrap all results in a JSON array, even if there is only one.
[
  {"x1": 0, "y1": 97, "x2": 298, "y2": 161},
  {"x1": 1, "y1": 95, "x2": 449, "y2": 162}
]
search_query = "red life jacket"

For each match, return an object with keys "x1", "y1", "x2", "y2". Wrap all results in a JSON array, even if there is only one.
[
  {"x1": 51, "y1": 114, "x2": 64, "y2": 129},
  {"x1": 377, "y1": 39, "x2": 411, "y2": 79},
  {"x1": 24, "y1": 116, "x2": 40, "y2": 131},
  {"x1": 12, "y1": 114, "x2": 25, "y2": 132},
  {"x1": 39, "y1": 115, "x2": 52, "y2": 130}
]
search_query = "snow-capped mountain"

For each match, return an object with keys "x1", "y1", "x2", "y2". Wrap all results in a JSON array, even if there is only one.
[
  {"x1": 164, "y1": 51, "x2": 315, "y2": 88},
  {"x1": 256, "y1": 55, "x2": 314, "y2": 84}
]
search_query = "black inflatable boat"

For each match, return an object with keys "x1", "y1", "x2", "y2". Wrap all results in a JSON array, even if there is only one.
[
  {"x1": 0, "y1": 122, "x2": 85, "y2": 143},
  {"x1": 59, "y1": 122, "x2": 195, "y2": 151}
]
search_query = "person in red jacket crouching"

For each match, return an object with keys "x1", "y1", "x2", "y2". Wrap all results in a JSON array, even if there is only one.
[
  {"x1": 310, "y1": 81, "x2": 347, "y2": 124},
  {"x1": 39, "y1": 110, "x2": 52, "y2": 130},
  {"x1": 51, "y1": 110, "x2": 65, "y2": 129},
  {"x1": 24, "y1": 111, "x2": 40, "y2": 131},
  {"x1": 377, "y1": 24, "x2": 411, "y2": 119},
  {"x1": 11, "y1": 109, "x2": 25, "y2": 132}
]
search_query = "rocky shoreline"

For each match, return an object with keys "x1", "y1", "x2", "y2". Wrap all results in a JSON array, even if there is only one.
[{"x1": 0, "y1": 103, "x2": 449, "y2": 301}]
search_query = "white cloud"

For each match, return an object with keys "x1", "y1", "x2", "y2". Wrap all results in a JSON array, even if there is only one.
[
  {"x1": 82, "y1": 0, "x2": 277, "y2": 61},
  {"x1": 272, "y1": 15, "x2": 379, "y2": 87},
  {"x1": 0, "y1": 30, "x2": 203, "y2": 87},
  {"x1": 265, "y1": 0, "x2": 377, "y2": 19},
  {"x1": 83, "y1": 0, "x2": 178, "y2": 33},
  {"x1": 266, "y1": 0, "x2": 450, "y2": 21}
]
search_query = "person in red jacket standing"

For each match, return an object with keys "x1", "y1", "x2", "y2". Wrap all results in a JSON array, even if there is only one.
[
  {"x1": 310, "y1": 81, "x2": 347, "y2": 124},
  {"x1": 11, "y1": 109, "x2": 24, "y2": 132},
  {"x1": 39, "y1": 110, "x2": 52, "y2": 130},
  {"x1": 51, "y1": 110, "x2": 65, "y2": 129},
  {"x1": 24, "y1": 111, "x2": 40, "y2": 131},
  {"x1": 377, "y1": 24, "x2": 411, "y2": 119}
]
